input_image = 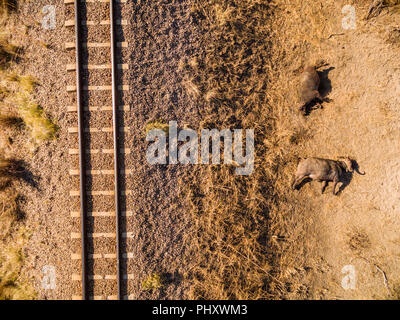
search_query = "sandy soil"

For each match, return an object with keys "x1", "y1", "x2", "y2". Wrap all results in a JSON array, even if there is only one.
[{"x1": 270, "y1": 0, "x2": 400, "y2": 299}]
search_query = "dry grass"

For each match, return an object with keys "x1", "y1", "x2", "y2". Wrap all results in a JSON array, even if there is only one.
[
  {"x1": 0, "y1": 36, "x2": 18, "y2": 69},
  {"x1": 179, "y1": 0, "x2": 285, "y2": 300},
  {"x1": 0, "y1": 112, "x2": 23, "y2": 128},
  {"x1": 0, "y1": 0, "x2": 37, "y2": 300},
  {"x1": 6, "y1": 74, "x2": 37, "y2": 93},
  {"x1": 142, "y1": 273, "x2": 164, "y2": 291},
  {"x1": 180, "y1": 0, "x2": 400, "y2": 300},
  {"x1": 14, "y1": 93, "x2": 57, "y2": 143},
  {"x1": 0, "y1": 186, "x2": 18, "y2": 237},
  {"x1": 144, "y1": 120, "x2": 169, "y2": 137},
  {"x1": 179, "y1": 0, "x2": 360, "y2": 300},
  {"x1": 3, "y1": 85, "x2": 58, "y2": 144},
  {"x1": 0, "y1": 1, "x2": 18, "y2": 16},
  {"x1": 0, "y1": 161, "x2": 36, "y2": 299},
  {"x1": 0, "y1": 226, "x2": 36, "y2": 300},
  {"x1": 367, "y1": 0, "x2": 400, "y2": 19},
  {"x1": 0, "y1": 71, "x2": 57, "y2": 144},
  {"x1": 2, "y1": 70, "x2": 57, "y2": 143},
  {"x1": 0, "y1": 0, "x2": 56, "y2": 144},
  {"x1": 0, "y1": 155, "x2": 35, "y2": 300}
]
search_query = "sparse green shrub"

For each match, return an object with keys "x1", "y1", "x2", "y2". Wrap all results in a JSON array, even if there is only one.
[
  {"x1": 15, "y1": 93, "x2": 57, "y2": 143},
  {"x1": 0, "y1": 0, "x2": 18, "y2": 16},
  {"x1": 142, "y1": 273, "x2": 164, "y2": 291},
  {"x1": 145, "y1": 121, "x2": 169, "y2": 137},
  {"x1": 0, "y1": 227, "x2": 36, "y2": 300},
  {"x1": 0, "y1": 0, "x2": 37, "y2": 301}
]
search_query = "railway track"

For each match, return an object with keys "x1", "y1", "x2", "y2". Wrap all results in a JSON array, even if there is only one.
[{"x1": 65, "y1": 0, "x2": 131, "y2": 300}]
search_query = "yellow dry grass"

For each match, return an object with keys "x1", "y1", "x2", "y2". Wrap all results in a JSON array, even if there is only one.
[
  {"x1": 0, "y1": 0, "x2": 18, "y2": 17},
  {"x1": 0, "y1": 154, "x2": 36, "y2": 299},
  {"x1": 180, "y1": 0, "x2": 400, "y2": 300},
  {"x1": 0, "y1": 1, "x2": 56, "y2": 144},
  {"x1": 0, "y1": 0, "x2": 37, "y2": 300},
  {"x1": 181, "y1": 0, "x2": 280, "y2": 300},
  {"x1": 1, "y1": 69, "x2": 57, "y2": 145},
  {"x1": 144, "y1": 120, "x2": 169, "y2": 137},
  {"x1": 0, "y1": 225, "x2": 36, "y2": 300},
  {"x1": 142, "y1": 273, "x2": 164, "y2": 291},
  {"x1": 0, "y1": 162, "x2": 36, "y2": 299},
  {"x1": 13, "y1": 92, "x2": 58, "y2": 142}
]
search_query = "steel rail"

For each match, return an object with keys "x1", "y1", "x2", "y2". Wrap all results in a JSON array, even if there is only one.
[
  {"x1": 74, "y1": 0, "x2": 88, "y2": 300},
  {"x1": 110, "y1": 0, "x2": 123, "y2": 300}
]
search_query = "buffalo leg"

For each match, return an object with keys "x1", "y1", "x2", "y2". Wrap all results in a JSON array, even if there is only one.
[
  {"x1": 332, "y1": 178, "x2": 339, "y2": 195},
  {"x1": 292, "y1": 176, "x2": 306, "y2": 190},
  {"x1": 321, "y1": 181, "x2": 328, "y2": 194}
]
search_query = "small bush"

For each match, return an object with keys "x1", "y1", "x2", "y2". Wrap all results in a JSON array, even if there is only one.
[
  {"x1": 14, "y1": 93, "x2": 57, "y2": 143},
  {"x1": 142, "y1": 273, "x2": 164, "y2": 291},
  {"x1": 0, "y1": 0, "x2": 18, "y2": 16},
  {"x1": 0, "y1": 227, "x2": 36, "y2": 300},
  {"x1": 145, "y1": 121, "x2": 169, "y2": 137},
  {"x1": 16, "y1": 75, "x2": 37, "y2": 93},
  {"x1": 0, "y1": 37, "x2": 18, "y2": 69}
]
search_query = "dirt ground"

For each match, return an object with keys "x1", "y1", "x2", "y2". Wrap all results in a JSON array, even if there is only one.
[
  {"x1": 269, "y1": 0, "x2": 400, "y2": 299},
  {"x1": 121, "y1": 0, "x2": 202, "y2": 299},
  {"x1": 9, "y1": 0, "x2": 74, "y2": 300},
  {"x1": 11, "y1": 0, "x2": 400, "y2": 300}
]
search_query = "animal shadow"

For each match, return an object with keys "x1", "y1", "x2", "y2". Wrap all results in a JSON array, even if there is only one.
[
  {"x1": 14, "y1": 160, "x2": 40, "y2": 190},
  {"x1": 303, "y1": 66, "x2": 335, "y2": 116},
  {"x1": 318, "y1": 66, "x2": 335, "y2": 98},
  {"x1": 0, "y1": 160, "x2": 40, "y2": 190},
  {"x1": 337, "y1": 160, "x2": 366, "y2": 195},
  {"x1": 336, "y1": 171, "x2": 353, "y2": 195}
]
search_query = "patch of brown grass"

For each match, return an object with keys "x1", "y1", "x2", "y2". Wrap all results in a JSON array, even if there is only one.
[
  {"x1": 142, "y1": 273, "x2": 164, "y2": 292},
  {"x1": 348, "y1": 230, "x2": 371, "y2": 254},
  {"x1": 0, "y1": 37, "x2": 18, "y2": 69},
  {"x1": 180, "y1": 0, "x2": 400, "y2": 300},
  {"x1": 0, "y1": 112, "x2": 23, "y2": 128},
  {"x1": 0, "y1": 161, "x2": 35, "y2": 299},
  {"x1": 180, "y1": 0, "x2": 285, "y2": 300},
  {"x1": 144, "y1": 120, "x2": 169, "y2": 137},
  {"x1": 180, "y1": 0, "x2": 349, "y2": 300},
  {"x1": 0, "y1": 0, "x2": 18, "y2": 16},
  {"x1": 0, "y1": 0, "x2": 36, "y2": 300},
  {"x1": 366, "y1": 0, "x2": 400, "y2": 19},
  {"x1": 0, "y1": 225, "x2": 36, "y2": 300}
]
